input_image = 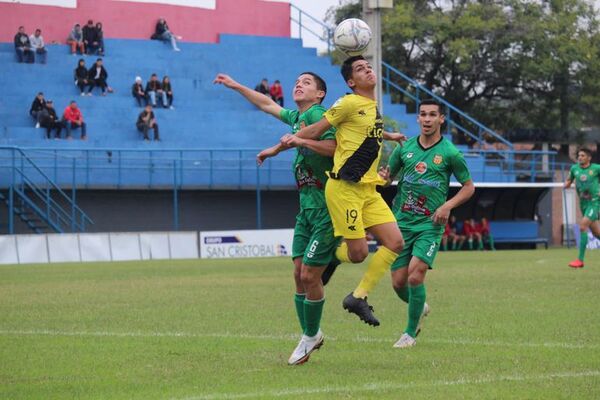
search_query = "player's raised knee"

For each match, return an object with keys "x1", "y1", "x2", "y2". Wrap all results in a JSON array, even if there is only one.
[{"x1": 348, "y1": 246, "x2": 368, "y2": 263}]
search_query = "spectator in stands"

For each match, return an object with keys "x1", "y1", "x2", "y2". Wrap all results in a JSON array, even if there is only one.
[
  {"x1": 29, "y1": 92, "x2": 46, "y2": 128},
  {"x1": 39, "y1": 100, "x2": 63, "y2": 139},
  {"x1": 162, "y1": 76, "x2": 174, "y2": 109},
  {"x1": 67, "y1": 24, "x2": 85, "y2": 55},
  {"x1": 95, "y1": 22, "x2": 105, "y2": 56},
  {"x1": 145, "y1": 74, "x2": 165, "y2": 107},
  {"x1": 132, "y1": 76, "x2": 147, "y2": 107},
  {"x1": 63, "y1": 101, "x2": 87, "y2": 140},
  {"x1": 29, "y1": 29, "x2": 47, "y2": 64},
  {"x1": 136, "y1": 105, "x2": 160, "y2": 141},
  {"x1": 153, "y1": 18, "x2": 181, "y2": 51},
  {"x1": 83, "y1": 20, "x2": 101, "y2": 55},
  {"x1": 14, "y1": 26, "x2": 34, "y2": 63},
  {"x1": 478, "y1": 217, "x2": 496, "y2": 250},
  {"x1": 74, "y1": 59, "x2": 89, "y2": 95},
  {"x1": 270, "y1": 79, "x2": 284, "y2": 106},
  {"x1": 448, "y1": 215, "x2": 465, "y2": 250},
  {"x1": 254, "y1": 78, "x2": 269, "y2": 95},
  {"x1": 463, "y1": 218, "x2": 483, "y2": 250},
  {"x1": 87, "y1": 58, "x2": 110, "y2": 96}
]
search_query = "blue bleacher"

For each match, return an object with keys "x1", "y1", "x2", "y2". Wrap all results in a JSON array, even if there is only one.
[{"x1": 0, "y1": 35, "x2": 510, "y2": 187}]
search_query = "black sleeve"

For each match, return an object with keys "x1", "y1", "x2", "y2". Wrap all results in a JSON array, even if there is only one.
[
  {"x1": 102, "y1": 66, "x2": 108, "y2": 80},
  {"x1": 14, "y1": 34, "x2": 19, "y2": 48}
]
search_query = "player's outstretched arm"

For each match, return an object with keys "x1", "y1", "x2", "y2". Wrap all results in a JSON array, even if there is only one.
[
  {"x1": 213, "y1": 73, "x2": 283, "y2": 119},
  {"x1": 564, "y1": 179, "x2": 572, "y2": 189},
  {"x1": 257, "y1": 143, "x2": 289, "y2": 166},
  {"x1": 281, "y1": 117, "x2": 332, "y2": 144},
  {"x1": 280, "y1": 135, "x2": 335, "y2": 157},
  {"x1": 432, "y1": 180, "x2": 475, "y2": 225},
  {"x1": 383, "y1": 131, "x2": 408, "y2": 145}
]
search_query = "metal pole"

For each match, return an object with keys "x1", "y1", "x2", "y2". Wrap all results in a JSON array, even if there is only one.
[
  {"x1": 561, "y1": 166, "x2": 571, "y2": 248},
  {"x1": 8, "y1": 150, "x2": 15, "y2": 234},
  {"x1": 173, "y1": 160, "x2": 179, "y2": 231},
  {"x1": 71, "y1": 158, "x2": 76, "y2": 232},
  {"x1": 256, "y1": 165, "x2": 262, "y2": 229}
]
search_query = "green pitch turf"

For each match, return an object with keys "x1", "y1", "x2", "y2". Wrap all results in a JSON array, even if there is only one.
[{"x1": 1, "y1": 248, "x2": 599, "y2": 399}]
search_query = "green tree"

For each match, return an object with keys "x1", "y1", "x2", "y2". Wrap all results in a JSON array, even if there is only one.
[{"x1": 327, "y1": 0, "x2": 600, "y2": 137}]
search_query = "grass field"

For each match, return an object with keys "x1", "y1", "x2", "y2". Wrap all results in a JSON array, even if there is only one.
[{"x1": 1, "y1": 248, "x2": 599, "y2": 399}]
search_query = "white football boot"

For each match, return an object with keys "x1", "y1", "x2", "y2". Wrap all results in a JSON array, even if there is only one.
[
  {"x1": 287, "y1": 330, "x2": 324, "y2": 365},
  {"x1": 393, "y1": 332, "x2": 417, "y2": 348}
]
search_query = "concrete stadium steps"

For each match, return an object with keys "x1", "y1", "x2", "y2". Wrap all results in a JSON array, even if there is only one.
[{"x1": 1, "y1": 34, "x2": 510, "y2": 185}]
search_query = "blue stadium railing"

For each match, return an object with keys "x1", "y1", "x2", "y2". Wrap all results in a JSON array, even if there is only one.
[
  {"x1": 0, "y1": 146, "x2": 94, "y2": 234},
  {"x1": 0, "y1": 147, "x2": 562, "y2": 189}
]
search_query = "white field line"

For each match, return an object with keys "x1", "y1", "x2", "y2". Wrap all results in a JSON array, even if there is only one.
[
  {"x1": 175, "y1": 370, "x2": 600, "y2": 400},
  {"x1": 0, "y1": 329, "x2": 599, "y2": 350}
]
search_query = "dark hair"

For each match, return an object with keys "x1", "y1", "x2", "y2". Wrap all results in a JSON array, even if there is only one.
[
  {"x1": 70, "y1": 100, "x2": 76, "y2": 104},
  {"x1": 87, "y1": 20, "x2": 93, "y2": 24},
  {"x1": 341, "y1": 55, "x2": 366, "y2": 83},
  {"x1": 578, "y1": 147, "x2": 593, "y2": 157},
  {"x1": 75, "y1": 24, "x2": 80, "y2": 28},
  {"x1": 151, "y1": 73, "x2": 157, "y2": 78},
  {"x1": 35, "y1": 29, "x2": 41, "y2": 33},
  {"x1": 418, "y1": 98, "x2": 445, "y2": 114},
  {"x1": 18, "y1": 26, "x2": 24, "y2": 30},
  {"x1": 78, "y1": 58, "x2": 85, "y2": 65},
  {"x1": 298, "y1": 71, "x2": 327, "y2": 103},
  {"x1": 96, "y1": 58, "x2": 102, "y2": 62}
]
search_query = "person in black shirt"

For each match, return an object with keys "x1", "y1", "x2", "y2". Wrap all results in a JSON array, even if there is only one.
[
  {"x1": 153, "y1": 18, "x2": 181, "y2": 51},
  {"x1": 95, "y1": 22, "x2": 105, "y2": 56},
  {"x1": 136, "y1": 105, "x2": 160, "y2": 141},
  {"x1": 29, "y1": 92, "x2": 46, "y2": 127},
  {"x1": 14, "y1": 26, "x2": 34, "y2": 63},
  {"x1": 254, "y1": 78, "x2": 269, "y2": 95},
  {"x1": 145, "y1": 74, "x2": 164, "y2": 107},
  {"x1": 83, "y1": 20, "x2": 100, "y2": 55},
  {"x1": 162, "y1": 76, "x2": 174, "y2": 109},
  {"x1": 87, "y1": 58, "x2": 108, "y2": 96},
  {"x1": 39, "y1": 100, "x2": 63, "y2": 139},
  {"x1": 74, "y1": 59, "x2": 89, "y2": 95}
]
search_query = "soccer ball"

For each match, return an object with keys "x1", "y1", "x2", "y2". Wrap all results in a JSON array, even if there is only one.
[{"x1": 333, "y1": 18, "x2": 372, "y2": 56}]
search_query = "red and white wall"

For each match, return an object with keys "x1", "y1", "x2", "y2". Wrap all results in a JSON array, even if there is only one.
[{"x1": 0, "y1": 0, "x2": 290, "y2": 43}]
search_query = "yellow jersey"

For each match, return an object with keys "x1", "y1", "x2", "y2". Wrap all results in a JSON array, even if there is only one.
[{"x1": 324, "y1": 94, "x2": 384, "y2": 184}]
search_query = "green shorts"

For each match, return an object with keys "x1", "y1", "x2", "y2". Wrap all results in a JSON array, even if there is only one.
[
  {"x1": 292, "y1": 208, "x2": 340, "y2": 267},
  {"x1": 391, "y1": 227, "x2": 443, "y2": 270},
  {"x1": 581, "y1": 201, "x2": 600, "y2": 221}
]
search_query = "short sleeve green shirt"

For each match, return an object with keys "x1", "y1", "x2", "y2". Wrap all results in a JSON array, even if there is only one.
[
  {"x1": 569, "y1": 163, "x2": 600, "y2": 207},
  {"x1": 388, "y1": 136, "x2": 471, "y2": 231},
  {"x1": 280, "y1": 104, "x2": 336, "y2": 210}
]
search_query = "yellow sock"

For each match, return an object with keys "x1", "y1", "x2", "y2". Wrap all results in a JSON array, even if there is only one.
[
  {"x1": 353, "y1": 246, "x2": 398, "y2": 298},
  {"x1": 335, "y1": 242, "x2": 351, "y2": 263}
]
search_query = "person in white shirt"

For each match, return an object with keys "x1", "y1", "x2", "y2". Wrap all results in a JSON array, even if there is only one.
[{"x1": 29, "y1": 29, "x2": 47, "y2": 64}]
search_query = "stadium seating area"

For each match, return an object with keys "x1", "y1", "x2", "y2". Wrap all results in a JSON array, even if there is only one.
[{"x1": 0, "y1": 34, "x2": 508, "y2": 187}]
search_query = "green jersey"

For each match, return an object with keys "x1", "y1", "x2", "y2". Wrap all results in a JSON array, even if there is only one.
[
  {"x1": 388, "y1": 136, "x2": 471, "y2": 231},
  {"x1": 569, "y1": 163, "x2": 600, "y2": 205},
  {"x1": 280, "y1": 104, "x2": 336, "y2": 210}
]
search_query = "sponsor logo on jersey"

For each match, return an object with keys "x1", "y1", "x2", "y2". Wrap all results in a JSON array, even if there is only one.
[
  {"x1": 580, "y1": 174, "x2": 588, "y2": 182},
  {"x1": 358, "y1": 109, "x2": 366, "y2": 116},
  {"x1": 401, "y1": 191, "x2": 431, "y2": 216},
  {"x1": 433, "y1": 154, "x2": 443, "y2": 165},
  {"x1": 406, "y1": 152, "x2": 413, "y2": 159},
  {"x1": 348, "y1": 225, "x2": 356, "y2": 231},
  {"x1": 415, "y1": 161, "x2": 427, "y2": 174}
]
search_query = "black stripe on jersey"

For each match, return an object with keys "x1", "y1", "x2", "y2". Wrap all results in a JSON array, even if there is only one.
[{"x1": 336, "y1": 108, "x2": 384, "y2": 183}]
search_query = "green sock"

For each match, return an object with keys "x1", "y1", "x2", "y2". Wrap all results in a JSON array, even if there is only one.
[
  {"x1": 442, "y1": 242, "x2": 448, "y2": 251},
  {"x1": 394, "y1": 286, "x2": 409, "y2": 303},
  {"x1": 468, "y1": 239, "x2": 473, "y2": 250},
  {"x1": 452, "y1": 241, "x2": 458, "y2": 250},
  {"x1": 478, "y1": 239, "x2": 484, "y2": 250},
  {"x1": 578, "y1": 232, "x2": 588, "y2": 261},
  {"x1": 488, "y1": 235, "x2": 496, "y2": 250},
  {"x1": 294, "y1": 293, "x2": 306, "y2": 332},
  {"x1": 405, "y1": 284, "x2": 426, "y2": 338},
  {"x1": 304, "y1": 298, "x2": 325, "y2": 337}
]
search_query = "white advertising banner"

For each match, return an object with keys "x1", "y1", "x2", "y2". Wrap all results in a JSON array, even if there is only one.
[
  {"x1": 111, "y1": 0, "x2": 215, "y2": 9},
  {"x1": 0, "y1": 0, "x2": 76, "y2": 7},
  {"x1": 200, "y1": 229, "x2": 293, "y2": 259}
]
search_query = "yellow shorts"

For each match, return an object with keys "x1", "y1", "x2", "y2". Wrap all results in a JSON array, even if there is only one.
[{"x1": 325, "y1": 178, "x2": 396, "y2": 239}]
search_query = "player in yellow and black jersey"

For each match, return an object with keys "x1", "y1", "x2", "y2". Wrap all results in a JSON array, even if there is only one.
[{"x1": 281, "y1": 55, "x2": 406, "y2": 326}]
